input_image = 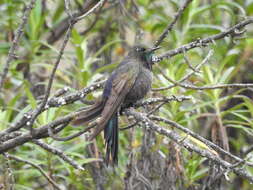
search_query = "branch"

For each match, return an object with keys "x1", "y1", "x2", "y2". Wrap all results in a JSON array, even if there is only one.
[
  {"x1": 0, "y1": 80, "x2": 104, "y2": 136},
  {"x1": 149, "y1": 115, "x2": 253, "y2": 167},
  {"x1": 47, "y1": 80, "x2": 105, "y2": 107},
  {"x1": 154, "y1": 0, "x2": 193, "y2": 47},
  {"x1": 0, "y1": 96, "x2": 186, "y2": 153},
  {"x1": 0, "y1": 132, "x2": 23, "y2": 142},
  {"x1": 0, "y1": 0, "x2": 36, "y2": 93},
  {"x1": 153, "y1": 49, "x2": 253, "y2": 91},
  {"x1": 153, "y1": 18, "x2": 253, "y2": 62},
  {"x1": 0, "y1": 111, "x2": 77, "y2": 153},
  {"x1": 14, "y1": 0, "x2": 107, "y2": 135},
  {"x1": 125, "y1": 109, "x2": 253, "y2": 183}
]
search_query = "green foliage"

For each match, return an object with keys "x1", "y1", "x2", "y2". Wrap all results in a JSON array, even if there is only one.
[{"x1": 0, "y1": 0, "x2": 253, "y2": 189}]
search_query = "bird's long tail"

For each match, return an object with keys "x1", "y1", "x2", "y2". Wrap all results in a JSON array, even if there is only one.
[
  {"x1": 72, "y1": 99, "x2": 119, "y2": 165},
  {"x1": 72, "y1": 99, "x2": 104, "y2": 126},
  {"x1": 104, "y1": 113, "x2": 118, "y2": 165}
]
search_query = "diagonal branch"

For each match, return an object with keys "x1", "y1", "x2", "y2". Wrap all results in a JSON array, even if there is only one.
[
  {"x1": 154, "y1": 0, "x2": 193, "y2": 47},
  {"x1": 0, "y1": 96, "x2": 189, "y2": 153},
  {"x1": 125, "y1": 109, "x2": 253, "y2": 183},
  {"x1": 0, "y1": 111, "x2": 78, "y2": 153},
  {"x1": 153, "y1": 18, "x2": 253, "y2": 62},
  {"x1": 0, "y1": 80, "x2": 104, "y2": 137},
  {"x1": 149, "y1": 115, "x2": 253, "y2": 167}
]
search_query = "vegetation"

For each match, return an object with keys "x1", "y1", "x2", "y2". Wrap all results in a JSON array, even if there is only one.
[{"x1": 0, "y1": 0, "x2": 253, "y2": 189}]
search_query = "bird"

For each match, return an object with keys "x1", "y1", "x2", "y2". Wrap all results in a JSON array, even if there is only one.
[{"x1": 72, "y1": 45, "x2": 160, "y2": 165}]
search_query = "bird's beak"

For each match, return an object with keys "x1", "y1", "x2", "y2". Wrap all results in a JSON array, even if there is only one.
[{"x1": 147, "y1": 46, "x2": 161, "y2": 53}]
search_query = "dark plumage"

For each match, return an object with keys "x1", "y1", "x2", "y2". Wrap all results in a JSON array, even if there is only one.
[{"x1": 72, "y1": 45, "x2": 159, "y2": 165}]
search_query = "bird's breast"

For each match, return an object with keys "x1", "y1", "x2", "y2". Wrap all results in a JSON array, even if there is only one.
[{"x1": 124, "y1": 67, "x2": 152, "y2": 105}]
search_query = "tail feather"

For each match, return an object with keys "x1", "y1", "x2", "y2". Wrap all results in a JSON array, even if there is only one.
[
  {"x1": 72, "y1": 99, "x2": 119, "y2": 165},
  {"x1": 104, "y1": 113, "x2": 118, "y2": 165},
  {"x1": 72, "y1": 100, "x2": 104, "y2": 126}
]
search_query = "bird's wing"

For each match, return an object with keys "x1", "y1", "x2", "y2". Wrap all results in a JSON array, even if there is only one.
[
  {"x1": 71, "y1": 98, "x2": 104, "y2": 126},
  {"x1": 89, "y1": 68, "x2": 138, "y2": 140}
]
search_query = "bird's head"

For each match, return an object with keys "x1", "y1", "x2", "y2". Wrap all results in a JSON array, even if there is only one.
[{"x1": 129, "y1": 45, "x2": 160, "y2": 70}]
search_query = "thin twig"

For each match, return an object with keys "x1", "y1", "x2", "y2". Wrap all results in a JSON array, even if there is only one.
[
  {"x1": 47, "y1": 80, "x2": 105, "y2": 107},
  {"x1": 52, "y1": 86, "x2": 70, "y2": 98},
  {"x1": 7, "y1": 153, "x2": 62, "y2": 190},
  {"x1": 154, "y1": 0, "x2": 193, "y2": 47},
  {"x1": 0, "y1": 0, "x2": 36, "y2": 93},
  {"x1": 183, "y1": 83, "x2": 253, "y2": 90}
]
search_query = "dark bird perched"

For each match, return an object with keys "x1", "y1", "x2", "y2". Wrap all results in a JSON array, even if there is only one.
[{"x1": 72, "y1": 45, "x2": 159, "y2": 165}]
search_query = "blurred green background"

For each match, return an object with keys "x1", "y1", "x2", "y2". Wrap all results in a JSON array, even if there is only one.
[{"x1": 0, "y1": 0, "x2": 253, "y2": 189}]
